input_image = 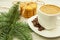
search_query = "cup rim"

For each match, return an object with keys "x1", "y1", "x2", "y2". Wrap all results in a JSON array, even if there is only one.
[{"x1": 39, "y1": 4, "x2": 60, "y2": 16}]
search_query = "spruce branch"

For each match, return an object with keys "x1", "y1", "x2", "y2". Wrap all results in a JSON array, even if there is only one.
[{"x1": 0, "y1": 2, "x2": 32, "y2": 40}]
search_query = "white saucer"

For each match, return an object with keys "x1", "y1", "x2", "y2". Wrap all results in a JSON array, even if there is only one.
[{"x1": 27, "y1": 15, "x2": 60, "y2": 38}]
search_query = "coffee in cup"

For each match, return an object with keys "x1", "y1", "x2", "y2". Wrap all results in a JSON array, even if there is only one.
[
  {"x1": 38, "y1": 4, "x2": 60, "y2": 30},
  {"x1": 40, "y1": 4, "x2": 60, "y2": 14}
]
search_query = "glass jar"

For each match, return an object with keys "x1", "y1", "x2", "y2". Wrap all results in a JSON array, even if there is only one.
[
  {"x1": 20, "y1": 2, "x2": 37, "y2": 18},
  {"x1": 20, "y1": 0, "x2": 45, "y2": 18}
]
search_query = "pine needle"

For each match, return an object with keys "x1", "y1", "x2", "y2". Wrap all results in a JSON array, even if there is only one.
[{"x1": 0, "y1": 2, "x2": 32, "y2": 40}]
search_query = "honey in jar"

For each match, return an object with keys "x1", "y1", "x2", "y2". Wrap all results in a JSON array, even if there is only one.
[{"x1": 20, "y1": 2, "x2": 37, "y2": 18}]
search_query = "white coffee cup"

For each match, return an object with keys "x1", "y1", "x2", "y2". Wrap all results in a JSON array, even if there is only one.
[{"x1": 38, "y1": 4, "x2": 60, "y2": 30}]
